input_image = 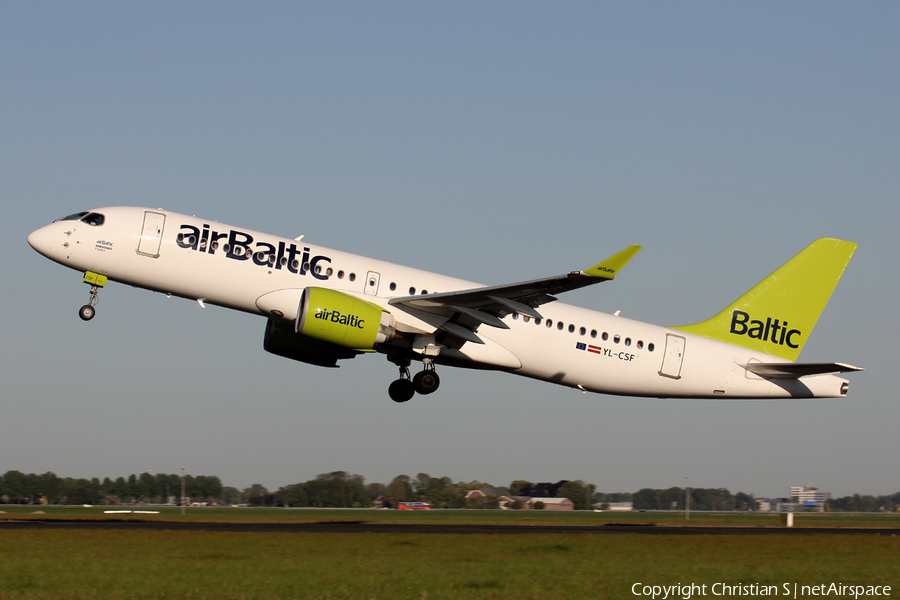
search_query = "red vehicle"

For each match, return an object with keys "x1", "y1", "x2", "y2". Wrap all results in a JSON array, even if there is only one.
[{"x1": 397, "y1": 501, "x2": 430, "y2": 510}]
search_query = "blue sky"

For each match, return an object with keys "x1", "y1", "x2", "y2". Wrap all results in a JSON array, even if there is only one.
[{"x1": 2, "y1": 2, "x2": 898, "y2": 497}]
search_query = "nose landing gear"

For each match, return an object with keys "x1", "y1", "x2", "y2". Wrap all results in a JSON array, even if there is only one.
[
  {"x1": 388, "y1": 359, "x2": 441, "y2": 402},
  {"x1": 78, "y1": 272, "x2": 107, "y2": 321}
]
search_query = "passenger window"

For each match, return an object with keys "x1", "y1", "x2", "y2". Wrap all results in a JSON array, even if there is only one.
[
  {"x1": 590, "y1": 330, "x2": 597, "y2": 338},
  {"x1": 602, "y1": 332, "x2": 609, "y2": 341},
  {"x1": 579, "y1": 327, "x2": 586, "y2": 336},
  {"x1": 637, "y1": 340, "x2": 644, "y2": 349},
  {"x1": 338, "y1": 271, "x2": 345, "y2": 279},
  {"x1": 614, "y1": 335, "x2": 621, "y2": 344},
  {"x1": 409, "y1": 287, "x2": 416, "y2": 295},
  {"x1": 557, "y1": 322, "x2": 564, "y2": 331},
  {"x1": 535, "y1": 318, "x2": 541, "y2": 325},
  {"x1": 546, "y1": 320, "x2": 553, "y2": 328},
  {"x1": 389, "y1": 282, "x2": 396, "y2": 291},
  {"x1": 568, "y1": 324, "x2": 575, "y2": 333},
  {"x1": 349, "y1": 273, "x2": 356, "y2": 282},
  {"x1": 648, "y1": 343, "x2": 655, "y2": 352},
  {"x1": 625, "y1": 338, "x2": 631, "y2": 346},
  {"x1": 512, "y1": 313, "x2": 519, "y2": 320}
]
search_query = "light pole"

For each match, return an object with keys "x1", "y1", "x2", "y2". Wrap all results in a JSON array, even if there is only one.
[
  {"x1": 181, "y1": 468, "x2": 185, "y2": 516},
  {"x1": 685, "y1": 476, "x2": 690, "y2": 521}
]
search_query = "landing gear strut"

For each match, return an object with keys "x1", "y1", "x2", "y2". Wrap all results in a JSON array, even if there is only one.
[
  {"x1": 79, "y1": 285, "x2": 100, "y2": 321},
  {"x1": 388, "y1": 364, "x2": 415, "y2": 403},
  {"x1": 388, "y1": 358, "x2": 441, "y2": 402}
]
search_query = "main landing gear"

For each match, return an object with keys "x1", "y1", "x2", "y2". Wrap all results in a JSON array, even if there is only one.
[{"x1": 388, "y1": 359, "x2": 441, "y2": 402}]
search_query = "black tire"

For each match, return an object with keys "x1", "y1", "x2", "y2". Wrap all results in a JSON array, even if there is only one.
[
  {"x1": 388, "y1": 379, "x2": 415, "y2": 403},
  {"x1": 79, "y1": 305, "x2": 95, "y2": 321},
  {"x1": 413, "y1": 370, "x2": 440, "y2": 395}
]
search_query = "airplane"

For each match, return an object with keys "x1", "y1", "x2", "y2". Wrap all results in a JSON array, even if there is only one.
[{"x1": 27, "y1": 207, "x2": 862, "y2": 402}]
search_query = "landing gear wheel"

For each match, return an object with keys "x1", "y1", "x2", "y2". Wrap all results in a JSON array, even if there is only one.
[
  {"x1": 389, "y1": 379, "x2": 415, "y2": 403},
  {"x1": 79, "y1": 305, "x2": 96, "y2": 321},
  {"x1": 79, "y1": 283, "x2": 100, "y2": 322},
  {"x1": 413, "y1": 370, "x2": 440, "y2": 395}
]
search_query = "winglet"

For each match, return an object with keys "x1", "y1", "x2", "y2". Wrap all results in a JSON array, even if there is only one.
[{"x1": 582, "y1": 245, "x2": 642, "y2": 280}]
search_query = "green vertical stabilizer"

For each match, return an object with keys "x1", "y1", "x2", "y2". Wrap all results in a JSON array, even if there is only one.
[{"x1": 673, "y1": 238, "x2": 857, "y2": 361}]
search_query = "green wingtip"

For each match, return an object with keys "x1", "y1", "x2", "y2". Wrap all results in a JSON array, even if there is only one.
[{"x1": 582, "y1": 245, "x2": 642, "y2": 280}]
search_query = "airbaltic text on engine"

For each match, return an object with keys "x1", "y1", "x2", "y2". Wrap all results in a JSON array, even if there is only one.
[
  {"x1": 730, "y1": 310, "x2": 801, "y2": 348},
  {"x1": 176, "y1": 224, "x2": 332, "y2": 279},
  {"x1": 316, "y1": 309, "x2": 365, "y2": 329}
]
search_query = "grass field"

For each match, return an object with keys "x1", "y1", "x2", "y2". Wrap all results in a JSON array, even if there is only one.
[
  {"x1": 1, "y1": 508, "x2": 897, "y2": 599},
  {"x1": 0, "y1": 529, "x2": 897, "y2": 599}
]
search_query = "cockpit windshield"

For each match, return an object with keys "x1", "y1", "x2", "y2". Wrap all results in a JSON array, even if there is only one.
[
  {"x1": 55, "y1": 212, "x2": 88, "y2": 222},
  {"x1": 81, "y1": 213, "x2": 105, "y2": 226},
  {"x1": 53, "y1": 212, "x2": 105, "y2": 226}
]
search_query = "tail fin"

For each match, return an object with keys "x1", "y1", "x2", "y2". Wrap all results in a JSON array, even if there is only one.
[{"x1": 673, "y1": 238, "x2": 857, "y2": 361}]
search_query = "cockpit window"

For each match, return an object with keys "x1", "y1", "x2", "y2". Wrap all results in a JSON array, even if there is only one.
[
  {"x1": 54, "y1": 211, "x2": 89, "y2": 222},
  {"x1": 81, "y1": 212, "x2": 105, "y2": 226}
]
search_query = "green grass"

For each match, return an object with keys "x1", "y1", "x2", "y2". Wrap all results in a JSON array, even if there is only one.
[
  {"x1": 2, "y1": 505, "x2": 899, "y2": 528},
  {"x1": 0, "y1": 529, "x2": 897, "y2": 599}
]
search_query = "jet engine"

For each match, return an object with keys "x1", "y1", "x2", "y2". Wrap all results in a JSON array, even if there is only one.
[
  {"x1": 262, "y1": 288, "x2": 398, "y2": 367},
  {"x1": 297, "y1": 287, "x2": 397, "y2": 349}
]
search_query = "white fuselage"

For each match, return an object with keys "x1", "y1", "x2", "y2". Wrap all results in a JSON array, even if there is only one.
[{"x1": 27, "y1": 207, "x2": 850, "y2": 399}]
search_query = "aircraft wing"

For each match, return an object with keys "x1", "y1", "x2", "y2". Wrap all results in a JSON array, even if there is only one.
[
  {"x1": 388, "y1": 245, "x2": 641, "y2": 345},
  {"x1": 745, "y1": 362, "x2": 864, "y2": 379}
]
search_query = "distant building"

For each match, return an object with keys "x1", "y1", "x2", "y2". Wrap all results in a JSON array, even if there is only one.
[
  {"x1": 465, "y1": 487, "x2": 529, "y2": 509},
  {"x1": 466, "y1": 486, "x2": 574, "y2": 510},
  {"x1": 528, "y1": 497, "x2": 574, "y2": 511},
  {"x1": 790, "y1": 486, "x2": 829, "y2": 511}
]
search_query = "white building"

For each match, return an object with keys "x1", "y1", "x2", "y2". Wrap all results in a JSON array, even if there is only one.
[{"x1": 790, "y1": 486, "x2": 829, "y2": 511}]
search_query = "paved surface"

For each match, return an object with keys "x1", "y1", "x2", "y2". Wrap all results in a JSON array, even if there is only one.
[{"x1": 1, "y1": 520, "x2": 898, "y2": 535}]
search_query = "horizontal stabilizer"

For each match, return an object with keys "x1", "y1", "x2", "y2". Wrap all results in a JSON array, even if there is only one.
[{"x1": 745, "y1": 362, "x2": 864, "y2": 379}]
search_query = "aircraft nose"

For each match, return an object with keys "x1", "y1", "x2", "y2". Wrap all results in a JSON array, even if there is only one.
[{"x1": 27, "y1": 224, "x2": 60, "y2": 257}]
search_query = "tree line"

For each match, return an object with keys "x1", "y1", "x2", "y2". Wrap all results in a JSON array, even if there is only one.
[
  {"x1": 2, "y1": 469, "x2": 897, "y2": 511},
  {"x1": 0, "y1": 470, "x2": 222, "y2": 505}
]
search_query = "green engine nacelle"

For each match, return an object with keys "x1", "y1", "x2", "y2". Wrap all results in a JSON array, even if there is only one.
[{"x1": 297, "y1": 287, "x2": 395, "y2": 350}]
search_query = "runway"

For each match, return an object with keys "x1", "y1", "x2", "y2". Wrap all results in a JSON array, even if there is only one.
[{"x1": 1, "y1": 520, "x2": 897, "y2": 535}]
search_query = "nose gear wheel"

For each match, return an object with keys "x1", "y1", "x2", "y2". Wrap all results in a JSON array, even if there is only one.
[{"x1": 79, "y1": 285, "x2": 100, "y2": 321}]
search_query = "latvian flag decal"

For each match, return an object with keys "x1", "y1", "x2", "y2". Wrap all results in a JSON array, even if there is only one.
[{"x1": 576, "y1": 342, "x2": 603, "y2": 354}]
